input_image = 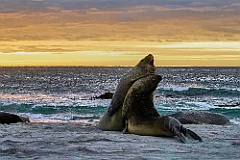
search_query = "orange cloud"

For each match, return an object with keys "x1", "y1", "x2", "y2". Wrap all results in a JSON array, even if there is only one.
[{"x1": 0, "y1": 1, "x2": 239, "y2": 66}]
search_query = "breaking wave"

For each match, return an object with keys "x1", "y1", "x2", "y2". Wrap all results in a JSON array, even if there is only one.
[{"x1": 158, "y1": 87, "x2": 239, "y2": 97}]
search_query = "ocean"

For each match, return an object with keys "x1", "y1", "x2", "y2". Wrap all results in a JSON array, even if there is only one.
[{"x1": 0, "y1": 67, "x2": 239, "y2": 159}]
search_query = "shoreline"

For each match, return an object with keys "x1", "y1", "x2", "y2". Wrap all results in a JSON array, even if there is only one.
[{"x1": 1, "y1": 123, "x2": 239, "y2": 159}]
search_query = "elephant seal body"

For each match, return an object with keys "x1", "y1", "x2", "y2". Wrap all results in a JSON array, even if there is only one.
[
  {"x1": 169, "y1": 111, "x2": 229, "y2": 125},
  {"x1": 0, "y1": 112, "x2": 30, "y2": 124},
  {"x1": 122, "y1": 75, "x2": 202, "y2": 143},
  {"x1": 99, "y1": 54, "x2": 156, "y2": 131}
]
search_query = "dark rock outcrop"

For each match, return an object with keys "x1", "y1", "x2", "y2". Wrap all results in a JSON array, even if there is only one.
[{"x1": 0, "y1": 112, "x2": 30, "y2": 124}]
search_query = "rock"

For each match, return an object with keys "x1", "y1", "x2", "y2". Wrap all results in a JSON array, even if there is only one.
[{"x1": 0, "y1": 112, "x2": 30, "y2": 124}]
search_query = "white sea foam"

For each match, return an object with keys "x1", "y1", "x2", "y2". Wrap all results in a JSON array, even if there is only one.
[
  {"x1": 230, "y1": 118, "x2": 240, "y2": 125},
  {"x1": 186, "y1": 102, "x2": 216, "y2": 110},
  {"x1": 162, "y1": 87, "x2": 189, "y2": 92},
  {"x1": 29, "y1": 117, "x2": 98, "y2": 125}
]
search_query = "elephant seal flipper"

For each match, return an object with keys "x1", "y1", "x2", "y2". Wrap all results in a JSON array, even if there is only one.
[
  {"x1": 182, "y1": 127, "x2": 202, "y2": 141},
  {"x1": 99, "y1": 54, "x2": 156, "y2": 131},
  {"x1": 168, "y1": 117, "x2": 187, "y2": 143},
  {"x1": 175, "y1": 127, "x2": 202, "y2": 143},
  {"x1": 123, "y1": 74, "x2": 202, "y2": 143},
  {"x1": 159, "y1": 116, "x2": 202, "y2": 143},
  {"x1": 168, "y1": 117, "x2": 202, "y2": 143}
]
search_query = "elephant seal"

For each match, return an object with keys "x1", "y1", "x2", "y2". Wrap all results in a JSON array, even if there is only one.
[
  {"x1": 169, "y1": 111, "x2": 230, "y2": 125},
  {"x1": 99, "y1": 54, "x2": 156, "y2": 131},
  {"x1": 122, "y1": 75, "x2": 202, "y2": 143},
  {"x1": 0, "y1": 112, "x2": 30, "y2": 124}
]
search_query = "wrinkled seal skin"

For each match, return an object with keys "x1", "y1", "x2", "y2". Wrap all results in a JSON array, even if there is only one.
[
  {"x1": 122, "y1": 75, "x2": 202, "y2": 143},
  {"x1": 99, "y1": 54, "x2": 156, "y2": 131},
  {"x1": 169, "y1": 111, "x2": 230, "y2": 125},
  {"x1": 0, "y1": 112, "x2": 30, "y2": 124}
]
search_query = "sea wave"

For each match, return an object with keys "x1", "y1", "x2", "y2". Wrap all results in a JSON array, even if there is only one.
[
  {"x1": 1, "y1": 101, "x2": 240, "y2": 124},
  {"x1": 0, "y1": 102, "x2": 106, "y2": 123},
  {"x1": 0, "y1": 93, "x2": 110, "y2": 110},
  {"x1": 230, "y1": 118, "x2": 240, "y2": 125},
  {"x1": 158, "y1": 87, "x2": 239, "y2": 97}
]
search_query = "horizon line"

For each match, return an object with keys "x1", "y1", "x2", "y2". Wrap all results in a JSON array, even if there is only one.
[{"x1": 0, "y1": 65, "x2": 239, "y2": 68}]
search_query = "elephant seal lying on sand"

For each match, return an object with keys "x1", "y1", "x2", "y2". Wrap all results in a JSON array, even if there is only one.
[
  {"x1": 169, "y1": 111, "x2": 230, "y2": 125},
  {"x1": 99, "y1": 54, "x2": 156, "y2": 131},
  {"x1": 0, "y1": 112, "x2": 30, "y2": 124},
  {"x1": 122, "y1": 75, "x2": 202, "y2": 143}
]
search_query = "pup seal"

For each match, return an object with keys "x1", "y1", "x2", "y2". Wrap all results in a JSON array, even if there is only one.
[
  {"x1": 169, "y1": 111, "x2": 229, "y2": 125},
  {"x1": 99, "y1": 54, "x2": 156, "y2": 131},
  {"x1": 122, "y1": 75, "x2": 202, "y2": 143},
  {"x1": 0, "y1": 112, "x2": 30, "y2": 124}
]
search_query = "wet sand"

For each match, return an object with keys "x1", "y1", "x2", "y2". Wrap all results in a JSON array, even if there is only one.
[{"x1": 0, "y1": 123, "x2": 239, "y2": 159}]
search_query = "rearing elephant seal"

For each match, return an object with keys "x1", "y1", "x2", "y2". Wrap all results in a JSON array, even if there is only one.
[
  {"x1": 122, "y1": 75, "x2": 202, "y2": 143},
  {"x1": 99, "y1": 54, "x2": 156, "y2": 131}
]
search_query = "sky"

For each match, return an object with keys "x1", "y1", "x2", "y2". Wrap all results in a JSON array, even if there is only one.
[{"x1": 0, "y1": 0, "x2": 239, "y2": 66}]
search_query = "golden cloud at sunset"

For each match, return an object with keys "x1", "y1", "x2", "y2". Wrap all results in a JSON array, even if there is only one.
[{"x1": 0, "y1": 0, "x2": 239, "y2": 66}]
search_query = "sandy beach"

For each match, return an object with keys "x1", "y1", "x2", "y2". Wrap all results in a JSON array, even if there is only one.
[{"x1": 0, "y1": 122, "x2": 239, "y2": 159}]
